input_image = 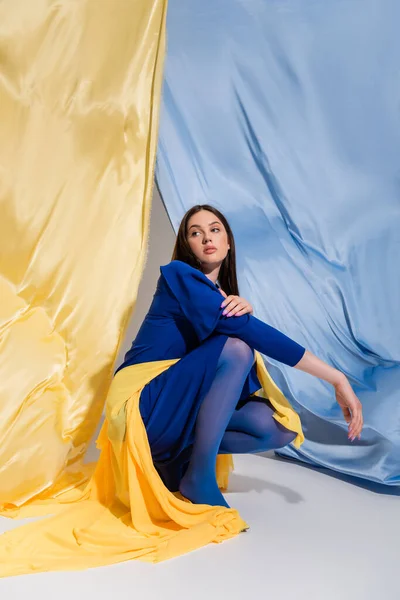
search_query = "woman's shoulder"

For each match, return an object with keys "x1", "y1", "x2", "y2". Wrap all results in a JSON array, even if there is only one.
[
  {"x1": 159, "y1": 260, "x2": 217, "y2": 290},
  {"x1": 160, "y1": 259, "x2": 199, "y2": 277},
  {"x1": 160, "y1": 259, "x2": 187, "y2": 269}
]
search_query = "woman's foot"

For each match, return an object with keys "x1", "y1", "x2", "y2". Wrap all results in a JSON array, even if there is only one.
[{"x1": 179, "y1": 471, "x2": 230, "y2": 508}]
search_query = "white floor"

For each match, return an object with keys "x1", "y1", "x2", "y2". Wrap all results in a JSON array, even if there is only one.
[{"x1": 1, "y1": 451, "x2": 398, "y2": 600}]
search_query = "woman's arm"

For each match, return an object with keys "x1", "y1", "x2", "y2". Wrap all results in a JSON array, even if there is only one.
[
  {"x1": 216, "y1": 287, "x2": 363, "y2": 441},
  {"x1": 293, "y1": 349, "x2": 342, "y2": 385},
  {"x1": 161, "y1": 261, "x2": 363, "y2": 440},
  {"x1": 214, "y1": 312, "x2": 306, "y2": 367}
]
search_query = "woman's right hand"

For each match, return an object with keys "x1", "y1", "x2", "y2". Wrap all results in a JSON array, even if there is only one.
[
  {"x1": 334, "y1": 376, "x2": 363, "y2": 441},
  {"x1": 218, "y1": 288, "x2": 254, "y2": 317}
]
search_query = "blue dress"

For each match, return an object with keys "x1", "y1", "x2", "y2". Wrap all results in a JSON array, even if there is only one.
[{"x1": 115, "y1": 260, "x2": 306, "y2": 468}]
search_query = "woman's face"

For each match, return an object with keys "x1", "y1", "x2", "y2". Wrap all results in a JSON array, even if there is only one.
[{"x1": 186, "y1": 210, "x2": 230, "y2": 269}]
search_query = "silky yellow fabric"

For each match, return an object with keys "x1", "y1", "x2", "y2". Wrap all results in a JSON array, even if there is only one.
[
  {"x1": 0, "y1": 352, "x2": 303, "y2": 576},
  {"x1": 0, "y1": 0, "x2": 167, "y2": 511}
]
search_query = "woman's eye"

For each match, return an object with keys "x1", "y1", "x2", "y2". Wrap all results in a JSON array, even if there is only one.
[{"x1": 190, "y1": 228, "x2": 220, "y2": 237}]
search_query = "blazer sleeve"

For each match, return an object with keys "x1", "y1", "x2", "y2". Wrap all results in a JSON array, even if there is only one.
[{"x1": 160, "y1": 260, "x2": 306, "y2": 367}]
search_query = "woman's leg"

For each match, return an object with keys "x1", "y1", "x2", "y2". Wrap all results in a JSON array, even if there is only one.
[
  {"x1": 179, "y1": 337, "x2": 254, "y2": 508},
  {"x1": 157, "y1": 401, "x2": 296, "y2": 492},
  {"x1": 158, "y1": 401, "x2": 296, "y2": 491},
  {"x1": 219, "y1": 400, "x2": 297, "y2": 454}
]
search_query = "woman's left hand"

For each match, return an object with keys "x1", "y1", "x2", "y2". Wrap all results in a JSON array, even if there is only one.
[
  {"x1": 219, "y1": 289, "x2": 254, "y2": 317},
  {"x1": 334, "y1": 376, "x2": 364, "y2": 441}
]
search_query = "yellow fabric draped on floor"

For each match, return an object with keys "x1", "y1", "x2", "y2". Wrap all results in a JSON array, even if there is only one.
[{"x1": 0, "y1": 352, "x2": 304, "y2": 575}]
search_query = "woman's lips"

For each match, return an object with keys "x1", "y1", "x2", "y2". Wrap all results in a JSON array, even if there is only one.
[{"x1": 204, "y1": 247, "x2": 217, "y2": 254}]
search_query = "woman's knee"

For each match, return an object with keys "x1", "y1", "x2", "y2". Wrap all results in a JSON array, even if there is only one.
[
  {"x1": 219, "y1": 337, "x2": 254, "y2": 369},
  {"x1": 259, "y1": 424, "x2": 297, "y2": 450},
  {"x1": 237, "y1": 401, "x2": 297, "y2": 448}
]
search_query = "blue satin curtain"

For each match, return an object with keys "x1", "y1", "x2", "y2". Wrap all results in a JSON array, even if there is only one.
[{"x1": 156, "y1": 0, "x2": 400, "y2": 486}]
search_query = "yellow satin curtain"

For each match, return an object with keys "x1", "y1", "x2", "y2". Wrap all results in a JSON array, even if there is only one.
[{"x1": 0, "y1": 0, "x2": 167, "y2": 512}]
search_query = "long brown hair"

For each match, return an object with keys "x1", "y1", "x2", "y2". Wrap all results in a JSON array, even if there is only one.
[{"x1": 171, "y1": 204, "x2": 239, "y2": 296}]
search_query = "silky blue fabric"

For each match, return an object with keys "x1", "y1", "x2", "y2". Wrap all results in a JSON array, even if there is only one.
[{"x1": 156, "y1": 0, "x2": 400, "y2": 485}]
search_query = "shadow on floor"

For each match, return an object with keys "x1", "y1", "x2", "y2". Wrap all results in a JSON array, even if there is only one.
[
  {"x1": 227, "y1": 470, "x2": 304, "y2": 504},
  {"x1": 263, "y1": 451, "x2": 400, "y2": 496}
]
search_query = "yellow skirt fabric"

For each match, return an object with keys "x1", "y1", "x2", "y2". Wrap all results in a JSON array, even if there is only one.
[{"x1": 0, "y1": 351, "x2": 303, "y2": 576}]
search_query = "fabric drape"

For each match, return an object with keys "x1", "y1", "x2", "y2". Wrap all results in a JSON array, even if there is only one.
[
  {"x1": 156, "y1": 0, "x2": 400, "y2": 486},
  {"x1": 0, "y1": 0, "x2": 167, "y2": 512}
]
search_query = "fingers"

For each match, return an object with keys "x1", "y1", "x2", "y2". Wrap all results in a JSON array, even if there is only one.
[
  {"x1": 220, "y1": 295, "x2": 233, "y2": 310},
  {"x1": 336, "y1": 380, "x2": 363, "y2": 442},
  {"x1": 341, "y1": 406, "x2": 351, "y2": 423},
  {"x1": 221, "y1": 297, "x2": 252, "y2": 317},
  {"x1": 221, "y1": 297, "x2": 236, "y2": 313},
  {"x1": 224, "y1": 303, "x2": 247, "y2": 317},
  {"x1": 220, "y1": 296, "x2": 246, "y2": 315},
  {"x1": 233, "y1": 307, "x2": 251, "y2": 317},
  {"x1": 221, "y1": 295, "x2": 246, "y2": 309},
  {"x1": 348, "y1": 402, "x2": 363, "y2": 442}
]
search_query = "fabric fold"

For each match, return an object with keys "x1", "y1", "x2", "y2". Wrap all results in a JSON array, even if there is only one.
[
  {"x1": 0, "y1": 0, "x2": 168, "y2": 512},
  {"x1": 0, "y1": 351, "x2": 302, "y2": 576}
]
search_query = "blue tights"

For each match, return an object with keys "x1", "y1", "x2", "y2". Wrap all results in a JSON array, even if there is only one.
[{"x1": 177, "y1": 338, "x2": 296, "y2": 508}]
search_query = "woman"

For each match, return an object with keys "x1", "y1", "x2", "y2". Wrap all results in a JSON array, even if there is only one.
[
  {"x1": 115, "y1": 204, "x2": 363, "y2": 510},
  {"x1": 0, "y1": 204, "x2": 364, "y2": 576}
]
